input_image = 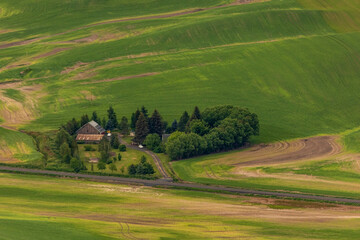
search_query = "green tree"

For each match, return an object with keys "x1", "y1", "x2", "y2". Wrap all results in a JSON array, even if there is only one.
[
  {"x1": 171, "y1": 120, "x2": 178, "y2": 133},
  {"x1": 63, "y1": 118, "x2": 79, "y2": 135},
  {"x1": 118, "y1": 153, "x2": 122, "y2": 161},
  {"x1": 97, "y1": 162, "x2": 106, "y2": 171},
  {"x1": 110, "y1": 133, "x2": 120, "y2": 149},
  {"x1": 109, "y1": 163, "x2": 117, "y2": 172},
  {"x1": 149, "y1": 109, "x2": 163, "y2": 136},
  {"x1": 59, "y1": 142, "x2": 71, "y2": 163},
  {"x1": 144, "y1": 134, "x2": 161, "y2": 151},
  {"x1": 135, "y1": 112, "x2": 149, "y2": 144},
  {"x1": 178, "y1": 111, "x2": 189, "y2": 132},
  {"x1": 140, "y1": 155, "x2": 147, "y2": 164},
  {"x1": 107, "y1": 106, "x2": 118, "y2": 128},
  {"x1": 101, "y1": 117, "x2": 107, "y2": 129},
  {"x1": 119, "y1": 144, "x2": 127, "y2": 152},
  {"x1": 190, "y1": 106, "x2": 201, "y2": 121},
  {"x1": 141, "y1": 106, "x2": 149, "y2": 119},
  {"x1": 55, "y1": 129, "x2": 71, "y2": 148},
  {"x1": 70, "y1": 158, "x2": 82, "y2": 173},
  {"x1": 99, "y1": 137, "x2": 111, "y2": 162},
  {"x1": 119, "y1": 116, "x2": 130, "y2": 135},
  {"x1": 128, "y1": 164, "x2": 137, "y2": 175},
  {"x1": 80, "y1": 114, "x2": 90, "y2": 126},
  {"x1": 91, "y1": 111, "x2": 100, "y2": 123},
  {"x1": 131, "y1": 109, "x2": 141, "y2": 130},
  {"x1": 189, "y1": 120, "x2": 209, "y2": 136}
]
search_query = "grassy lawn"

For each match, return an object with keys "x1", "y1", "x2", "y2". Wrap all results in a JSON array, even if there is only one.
[
  {"x1": 79, "y1": 144, "x2": 161, "y2": 177},
  {"x1": 1, "y1": 172, "x2": 360, "y2": 239}
]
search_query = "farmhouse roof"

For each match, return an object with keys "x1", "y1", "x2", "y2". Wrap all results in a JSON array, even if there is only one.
[
  {"x1": 76, "y1": 134, "x2": 104, "y2": 142},
  {"x1": 76, "y1": 120, "x2": 105, "y2": 134}
]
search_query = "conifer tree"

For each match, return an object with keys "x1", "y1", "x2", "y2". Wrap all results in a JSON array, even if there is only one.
[
  {"x1": 80, "y1": 114, "x2": 89, "y2": 126},
  {"x1": 119, "y1": 116, "x2": 130, "y2": 135},
  {"x1": 149, "y1": 109, "x2": 163, "y2": 136},
  {"x1": 190, "y1": 106, "x2": 201, "y2": 121},
  {"x1": 178, "y1": 111, "x2": 189, "y2": 132},
  {"x1": 171, "y1": 120, "x2": 178, "y2": 132},
  {"x1": 107, "y1": 106, "x2": 118, "y2": 128},
  {"x1": 91, "y1": 111, "x2": 100, "y2": 123},
  {"x1": 141, "y1": 106, "x2": 149, "y2": 119},
  {"x1": 131, "y1": 109, "x2": 141, "y2": 130},
  {"x1": 135, "y1": 112, "x2": 149, "y2": 144}
]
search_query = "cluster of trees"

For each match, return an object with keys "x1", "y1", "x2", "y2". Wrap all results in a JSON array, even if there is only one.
[
  {"x1": 165, "y1": 105, "x2": 259, "y2": 160},
  {"x1": 62, "y1": 106, "x2": 130, "y2": 136},
  {"x1": 55, "y1": 129, "x2": 85, "y2": 172},
  {"x1": 128, "y1": 156, "x2": 155, "y2": 175}
]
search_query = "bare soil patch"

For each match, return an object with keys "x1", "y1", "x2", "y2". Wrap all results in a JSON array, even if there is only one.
[
  {"x1": 32, "y1": 47, "x2": 71, "y2": 60},
  {"x1": 81, "y1": 72, "x2": 159, "y2": 84},
  {"x1": 60, "y1": 62, "x2": 88, "y2": 75},
  {"x1": 227, "y1": 136, "x2": 342, "y2": 167}
]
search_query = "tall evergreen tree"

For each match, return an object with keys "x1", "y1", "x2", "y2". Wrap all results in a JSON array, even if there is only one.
[
  {"x1": 171, "y1": 119, "x2": 178, "y2": 132},
  {"x1": 178, "y1": 111, "x2": 189, "y2": 132},
  {"x1": 131, "y1": 109, "x2": 141, "y2": 130},
  {"x1": 91, "y1": 111, "x2": 100, "y2": 123},
  {"x1": 80, "y1": 114, "x2": 89, "y2": 126},
  {"x1": 107, "y1": 106, "x2": 118, "y2": 128},
  {"x1": 135, "y1": 112, "x2": 149, "y2": 144},
  {"x1": 119, "y1": 116, "x2": 130, "y2": 135},
  {"x1": 101, "y1": 117, "x2": 107, "y2": 129},
  {"x1": 149, "y1": 109, "x2": 163, "y2": 136},
  {"x1": 190, "y1": 106, "x2": 201, "y2": 121},
  {"x1": 141, "y1": 106, "x2": 149, "y2": 119}
]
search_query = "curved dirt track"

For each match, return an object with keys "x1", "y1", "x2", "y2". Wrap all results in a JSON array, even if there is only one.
[
  {"x1": 0, "y1": 0, "x2": 258, "y2": 50},
  {"x1": 231, "y1": 136, "x2": 342, "y2": 167}
]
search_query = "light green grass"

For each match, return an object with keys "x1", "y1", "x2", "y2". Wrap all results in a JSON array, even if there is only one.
[
  {"x1": 0, "y1": 127, "x2": 42, "y2": 162},
  {"x1": 2, "y1": 89, "x2": 25, "y2": 102},
  {"x1": 1, "y1": 173, "x2": 360, "y2": 239}
]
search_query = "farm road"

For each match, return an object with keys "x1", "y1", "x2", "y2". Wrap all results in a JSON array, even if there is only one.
[{"x1": 1, "y1": 166, "x2": 360, "y2": 205}]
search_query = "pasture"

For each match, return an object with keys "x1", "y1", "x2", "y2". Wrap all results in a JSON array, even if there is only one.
[{"x1": 1, "y1": 172, "x2": 360, "y2": 239}]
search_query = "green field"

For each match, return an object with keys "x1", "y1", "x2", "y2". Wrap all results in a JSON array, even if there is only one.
[{"x1": 1, "y1": 172, "x2": 360, "y2": 239}]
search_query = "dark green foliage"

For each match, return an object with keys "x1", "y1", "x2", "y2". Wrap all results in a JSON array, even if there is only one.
[
  {"x1": 105, "y1": 119, "x2": 115, "y2": 131},
  {"x1": 141, "y1": 106, "x2": 149, "y2": 119},
  {"x1": 69, "y1": 139, "x2": 79, "y2": 159},
  {"x1": 131, "y1": 109, "x2": 141, "y2": 130},
  {"x1": 55, "y1": 129, "x2": 71, "y2": 148},
  {"x1": 110, "y1": 133, "x2": 120, "y2": 149},
  {"x1": 109, "y1": 163, "x2": 117, "y2": 172},
  {"x1": 128, "y1": 157, "x2": 154, "y2": 175},
  {"x1": 178, "y1": 111, "x2": 189, "y2": 132},
  {"x1": 63, "y1": 118, "x2": 79, "y2": 135},
  {"x1": 70, "y1": 158, "x2": 83, "y2": 173},
  {"x1": 149, "y1": 109, "x2": 164, "y2": 136},
  {"x1": 118, "y1": 153, "x2": 122, "y2": 161},
  {"x1": 166, "y1": 132, "x2": 207, "y2": 160},
  {"x1": 119, "y1": 144, "x2": 126, "y2": 152},
  {"x1": 128, "y1": 164, "x2": 137, "y2": 175},
  {"x1": 189, "y1": 120, "x2": 209, "y2": 136},
  {"x1": 80, "y1": 114, "x2": 89, "y2": 126},
  {"x1": 84, "y1": 145, "x2": 96, "y2": 151},
  {"x1": 171, "y1": 120, "x2": 178, "y2": 133},
  {"x1": 98, "y1": 137, "x2": 111, "y2": 162},
  {"x1": 119, "y1": 116, "x2": 130, "y2": 135},
  {"x1": 107, "y1": 106, "x2": 118, "y2": 128},
  {"x1": 91, "y1": 111, "x2": 100, "y2": 124},
  {"x1": 135, "y1": 112, "x2": 149, "y2": 144},
  {"x1": 101, "y1": 117, "x2": 107, "y2": 129},
  {"x1": 97, "y1": 162, "x2": 106, "y2": 171},
  {"x1": 144, "y1": 134, "x2": 161, "y2": 151},
  {"x1": 190, "y1": 106, "x2": 201, "y2": 121},
  {"x1": 59, "y1": 142, "x2": 71, "y2": 163},
  {"x1": 166, "y1": 105, "x2": 259, "y2": 160}
]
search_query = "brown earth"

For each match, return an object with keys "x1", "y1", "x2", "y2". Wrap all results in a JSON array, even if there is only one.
[
  {"x1": 227, "y1": 136, "x2": 342, "y2": 167},
  {"x1": 81, "y1": 72, "x2": 159, "y2": 84},
  {"x1": 32, "y1": 47, "x2": 71, "y2": 59}
]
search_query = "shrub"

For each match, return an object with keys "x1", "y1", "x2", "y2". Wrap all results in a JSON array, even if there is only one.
[
  {"x1": 144, "y1": 133, "x2": 161, "y2": 151},
  {"x1": 119, "y1": 144, "x2": 127, "y2": 152},
  {"x1": 84, "y1": 145, "x2": 95, "y2": 151},
  {"x1": 118, "y1": 153, "x2": 122, "y2": 161}
]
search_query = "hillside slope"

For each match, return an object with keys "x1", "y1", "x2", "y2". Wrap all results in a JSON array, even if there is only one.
[{"x1": 0, "y1": 0, "x2": 360, "y2": 143}]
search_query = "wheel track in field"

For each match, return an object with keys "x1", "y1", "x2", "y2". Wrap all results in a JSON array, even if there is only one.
[{"x1": 0, "y1": 0, "x2": 261, "y2": 50}]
